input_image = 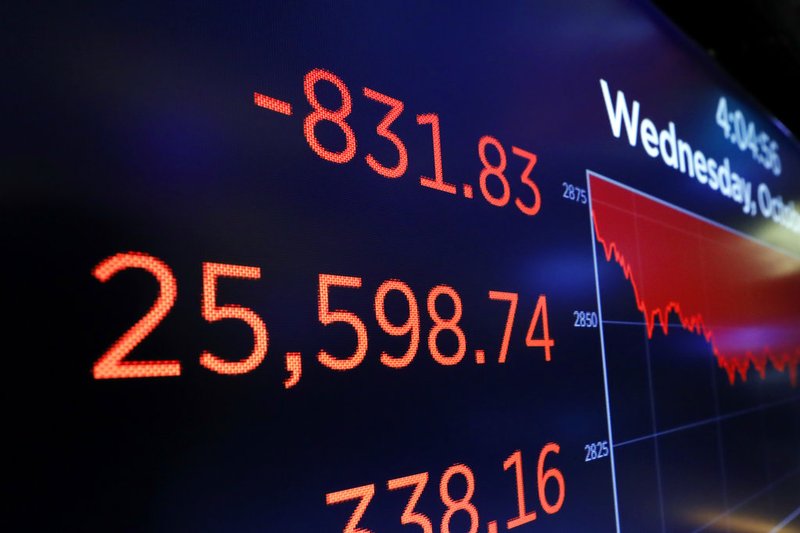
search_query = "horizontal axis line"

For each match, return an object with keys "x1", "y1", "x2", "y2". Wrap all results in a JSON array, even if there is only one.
[{"x1": 614, "y1": 394, "x2": 800, "y2": 449}]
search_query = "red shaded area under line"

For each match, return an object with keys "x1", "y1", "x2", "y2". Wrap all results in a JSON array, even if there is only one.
[{"x1": 589, "y1": 173, "x2": 800, "y2": 386}]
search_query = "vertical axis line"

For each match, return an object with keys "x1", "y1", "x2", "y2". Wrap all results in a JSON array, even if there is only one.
[
  {"x1": 703, "y1": 230, "x2": 730, "y2": 530},
  {"x1": 642, "y1": 327, "x2": 668, "y2": 533},
  {"x1": 587, "y1": 171, "x2": 622, "y2": 533},
  {"x1": 630, "y1": 191, "x2": 667, "y2": 533}
]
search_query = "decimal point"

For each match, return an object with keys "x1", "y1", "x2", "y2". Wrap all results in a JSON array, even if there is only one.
[
  {"x1": 487, "y1": 521, "x2": 499, "y2": 533},
  {"x1": 463, "y1": 183, "x2": 474, "y2": 198},
  {"x1": 475, "y1": 349, "x2": 485, "y2": 364}
]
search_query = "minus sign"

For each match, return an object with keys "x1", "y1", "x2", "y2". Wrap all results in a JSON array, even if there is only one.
[{"x1": 254, "y1": 92, "x2": 293, "y2": 116}]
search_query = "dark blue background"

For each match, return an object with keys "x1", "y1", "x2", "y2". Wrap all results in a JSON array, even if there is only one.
[{"x1": 5, "y1": 1, "x2": 798, "y2": 531}]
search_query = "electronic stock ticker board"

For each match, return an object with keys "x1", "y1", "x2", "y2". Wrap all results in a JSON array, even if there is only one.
[{"x1": 5, "y1": 1, "x2": 800, "y2": 531}]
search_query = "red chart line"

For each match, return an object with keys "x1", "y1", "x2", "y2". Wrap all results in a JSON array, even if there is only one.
[{"x1": 589, "y1": 172, "x2": 800, "y2": 386}]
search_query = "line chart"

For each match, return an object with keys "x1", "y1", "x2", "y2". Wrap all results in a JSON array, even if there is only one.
[{"x1": 589, "y1": 173, "x2": 800, "y2": 386}]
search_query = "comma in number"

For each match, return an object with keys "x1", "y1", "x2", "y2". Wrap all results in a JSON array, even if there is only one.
[{"x1": 284, "y1": 351, "x2": 302, "y2": 389}]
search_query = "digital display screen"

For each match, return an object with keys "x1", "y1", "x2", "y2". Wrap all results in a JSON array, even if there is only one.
[{"x1": 7, "y1": 1, "x2": 799, "y2": 531}]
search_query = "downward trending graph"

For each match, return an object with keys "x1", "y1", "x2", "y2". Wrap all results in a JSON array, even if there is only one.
[
  {"x1": 589, "y1": 173, "x2": 800, "y2": 386},
  {"x1": 589, "y1": 172, "x2": 800, "y2": 533}
]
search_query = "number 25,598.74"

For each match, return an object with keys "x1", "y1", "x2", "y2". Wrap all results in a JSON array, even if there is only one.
[{"x1": 91, "y1": 252, "x2": 554, "y2": 381}]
